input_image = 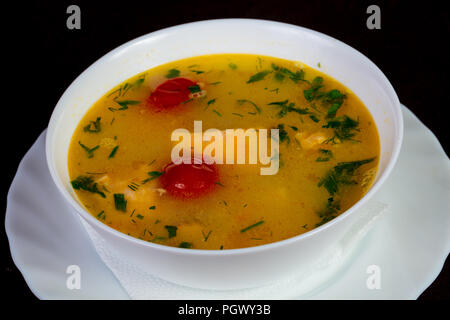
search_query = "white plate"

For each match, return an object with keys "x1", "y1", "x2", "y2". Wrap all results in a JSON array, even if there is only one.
[{"x1": 5, "y1": 105, "x2": 450, "y2": 299}]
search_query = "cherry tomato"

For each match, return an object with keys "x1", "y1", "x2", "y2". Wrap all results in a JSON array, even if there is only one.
[
  {"x1": 160, "y1": 160, "x2": 218, "y2": 199},
  {"x1": 148, "y1": 77, "x2": 197, "y2": 110}
]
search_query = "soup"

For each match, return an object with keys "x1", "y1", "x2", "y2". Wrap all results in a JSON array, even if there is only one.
[{"x1": 68, "y1": 54, "x2": 379, "y2": 250}]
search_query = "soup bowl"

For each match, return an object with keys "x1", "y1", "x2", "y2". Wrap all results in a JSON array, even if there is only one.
[{"x1": 46, "y1": 19, "x2": 403, "y2": 290}]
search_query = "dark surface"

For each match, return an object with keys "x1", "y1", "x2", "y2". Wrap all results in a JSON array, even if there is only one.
[{"x1": 2, "y1": 0, "x2": 448, "y2": 300}]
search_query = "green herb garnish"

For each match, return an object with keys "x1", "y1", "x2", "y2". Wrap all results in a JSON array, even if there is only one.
[
  {"x1": 114, "y1": 193, "x2": 127, "y2": 212},
  {"x1": 237, "y1": 99, "x2": 261, "y2": 114},
  {"x1": 78, "y1": 141, "x2": 99, "y2": 158},
  {"x1": 96, "y1": 210, "x2": 106, "y2": 220},
  {"x1": 316, "y1": 197, "x2": 340, "y2": 227},
  {"x1": 152, "y1": 236, "x2": 167, "y2": 243},
  {"x1": 303, "y1": 77, "x2": 346, "y2": 117},
  {"x1": 247, "y1": 70, "x2": 272, "y2": 83},
  {"x1": 121, "y1": 76, "x2": 145, "y2": 96},
  {"x1": 83, "y1": 117, "x2": 102, "y2": 133},
  {"x1": 165, "y1": 225, "x2": 178, "y2": 238},
  {"x1": 309, "y1": 114, "x2": 320, "y2": 123},
  {"x1": 303, "y1": 77, "x2": 324, "y2": 102},
  {"x1": 323, "y1": 90, "x2": 346, "y2": 117},
  {"x1": 240, "y1": 220, "x2": 265, "y2": 233},
  {"x1": 268, "y1": 100, "x2": 309, "y2": 118},
  {"x1": 316, "y1": 149, "x2": 333, "y2": 162},
  {"x1": 323, "y1": 115, "x2": 360, "y2": 144},
  {"x1": 188, "y1": 85, "x2": 201, "y2": 93},
  {"x1": 108, "y1": 75, "x2": 145, "y2": 99},
  {"x1": 166, "y1": 68, "x2": 180, "y2": 78},
  {"x1": 108, "y1": 146, "x2": 119, "y2": 159},
  {"x1": 202, "y1": 230, "x2": 212, "y2": 242},
  {"x1": 114, "y1": 100, "x2": 141, "y2": 111},
  {"x1": 277, "y1": 124, "x2": 290, "y2": 144},
  {"x1": 271, "y1": 64, "x2": 306, "y2": 83},
  {"x1": 142, "y1": 171, "x2": 164, "y2": 184},
  {"x1": 269, "y1": 88, "x2": 279, "y2": 94},
  {"x1": 318, "y1": 158, "x2": 375, "y2": 195},
  {"x1": 179, "y1": 242, "x2": 193, "y2": 248},
  {"x1": 71, "y1": 176, "x2": 106, "y2": 198},
  {"x1": 127, "y1": 182, "x2": 139, "y2": 191}
]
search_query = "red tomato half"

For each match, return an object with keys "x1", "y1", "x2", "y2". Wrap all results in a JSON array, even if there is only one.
[
  {"x1": 148, "y1": 77, "x2": 197, "y2": 110},
  {"x1": 160, "y1": 160, "x2": 218, "y2": 199}
]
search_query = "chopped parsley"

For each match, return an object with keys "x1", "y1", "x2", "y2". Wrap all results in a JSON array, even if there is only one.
[
  {"x1": 142, "y1": 171, "x2": 164, "y2": 184},
  {"x1": 228, "y1": 63, "x2": 238, "y2": 70},
  {"x1": 96, "y1": 210, "x2": 106, "y2": 220},
  {"x1": 316, "y1": 149, "x2": 333, "y2": 162},
  {"x1": 323, "y1": 115, "x2": 360, "y2": 144},
  {"x1": 212, "y1": 109, "x2": 222, "y2": 117},
  {"x1": 108, "y1": 75, "x2": 145, "y2": 99},
  {"x1": 179, "y1": 242, "x2": 193, "y2": 248},
  {"x1": 114, "y1": 193, "x2": 127, "y2": 212},
  {"x1": 190, "y1": 69, "x2": 204, "y2": 74},
  {"x1": 237, "y1": 99, "x2": 261, "y2": 114},
  {"x1": 127, "y1": 182, "x2": 139, "y2": 191},
  {"x1": 136, "y1": 214, "x2": 144, "y2": 220},
  {"x1": 309, "y1": 114, "x2": 320, "y2": 123},
  {"x1": 115, "y1": 100, "x2": 141, "y2": 110},
  {"x1": 318, "y1": 158, "x2": 376, "y2": 196},
  {"x1": 276, "y1": 124, "x2": 290, "y2": 144},
  {"x1": 268, "y1": 100, "x2": 309, "y2": 118},
  {"x1": 271, "y1": 63, "x2": 306, "y2": 83},
  {"x1": 83, "y1": 117, "x2": 102, "y2": 133},
  {"x1": 166, "y1": 68, "x2": 180, "y2": 78},
  {"x1": 202, "y1": 230, "x2": 212, "y2": 242},
  {"x1": 303, "y1": 77, "x2": 324, "y2": 102},
  {"x1": 188, "y1": 85, "x2": 201, "y2": 93},
  {"x1": 121, "y1": 76, "x2": 145, "y2": 96},
  {"x1": 269, "y1": 88, "x2": 279, "y2": 94},
  {"x1": 108, "y1": 146, "x2": 119, "y2": 159},
  {"x1": 303, "y1": 77, "x2": 346, "y2": 117},
  {"x1": 165, "y1": 225, "x2": 177, "y2": 238},
  {"x1": 316, "y1": 197, "x2": 340, "y2": 227},
  {"x1": 240, "y1": 220, "x2": 265, "y2": 233},
  {"x1": 71, "y1": 176, "x2": 106, "y2": 198},
  {"x1": 247, "y1": 70, "x2": 272, "y2": 83},
  {"x1": 78, "y1": 141, "x2": 99, "y2": 158}
]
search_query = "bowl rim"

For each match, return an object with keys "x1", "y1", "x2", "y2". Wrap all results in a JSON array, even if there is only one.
[{"x1": 46, "y1": 18, "x2": 403, "y2": 256}]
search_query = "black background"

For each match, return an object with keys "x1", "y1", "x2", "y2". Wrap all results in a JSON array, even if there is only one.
[{"x1": 2, "y1": 0, "x2": 449, "y2": 300}]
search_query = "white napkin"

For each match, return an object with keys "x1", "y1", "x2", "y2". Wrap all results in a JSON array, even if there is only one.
[{"x1": 78, "y1": 200, "x2": 388, "y2": 300}]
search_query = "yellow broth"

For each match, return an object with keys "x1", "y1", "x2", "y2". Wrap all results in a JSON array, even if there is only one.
[{"x1": 68, "y1": 54, "x2": 380, "y2": 250}]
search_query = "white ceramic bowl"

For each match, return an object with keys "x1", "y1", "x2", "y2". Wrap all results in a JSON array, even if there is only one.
[{"x1": 46, "y1": 19, "x2": 403, "y2": 290}]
